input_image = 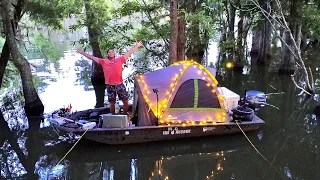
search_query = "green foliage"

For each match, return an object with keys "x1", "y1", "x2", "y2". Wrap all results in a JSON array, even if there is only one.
[
  {"x1": 105, "y1": 0, "x2": 170, "y2": 67},
  {"x1": 185, "y1": 4, "x2": 218, "y2": 47},
  {"x1": 300, "y1": 3, "x2": 320, "y2": 41},
  {"x1": 25, "y1": 0, "x2": 64, "y2": 28},
  {"x1": 74, "y1": 58, "x2": 93, "y2": 91},
  {"x1": 19, "y1": 31, "x2": 65, "y2": 72},
  {"x1": 1, "y1": 61, "x2": 20, "y2": 90},
  {"x1": 32, "y1": 75, "x2": 49, "y2": 93},
  {"x1": 33, "y1": 32, "x2": 64, "y2": 62}
]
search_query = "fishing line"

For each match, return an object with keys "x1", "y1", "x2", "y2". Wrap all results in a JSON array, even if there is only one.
[{"x1": 235, "y1": 121, "x2": 287, "y2": 179}]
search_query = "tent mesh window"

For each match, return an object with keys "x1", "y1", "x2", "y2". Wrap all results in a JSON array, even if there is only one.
[
  {"x1": 197, "y1": 79, "x2": 221, "y2": 108},
  {"x1": 170, "y1": 79, "x2": 195, "y2": 108},
  {"x1": 170, "y1": 79, "x2": 221, "y2": 108}
]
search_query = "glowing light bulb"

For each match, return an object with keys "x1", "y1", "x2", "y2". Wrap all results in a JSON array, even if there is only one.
[{"x1": 226, "y1": 62, "x2": 233, "y2": 68}]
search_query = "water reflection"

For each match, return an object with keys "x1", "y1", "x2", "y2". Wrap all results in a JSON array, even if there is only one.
[{"x1": 47, "y1": 133, "x2": 262, "y2": 180}]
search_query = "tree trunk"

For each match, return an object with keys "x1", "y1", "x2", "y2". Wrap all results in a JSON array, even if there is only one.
[
  {"x1": 243, "y1": 17, "x2": 252, "y2": 58},
  {"x1": 279, "y1": 0, "x2": 299, "y2": 74},
  {"x1": 169, "y1": 0, "x2": 178, "y2": 65},
  {"x1": 250, "y1": 2, "x2": 272, "y2": 67},
  {"x1": 279, "y1": 28, "x2": 295, "y2": 74},
  {"x1": 83, "y1": 0, "x2": 106, "y2": 108},
  {"x1": 0, "y1": 0, "x2": 24, "y2": 88},
  {"x1": 234, "y1": 14, "x2": 244, "y2": 71},
  {"x1": 218, "y1": 4, "x2": 228, "y2": 67},
  {"x1": 177, "y1": 13, "x2": 185, "y2": 61},
  {"x1": 1, "y1": 0, "x2": 44, "y2": 115},
  {"x1": 228, "y1": 0, "x2": 236, "y2": 61}
]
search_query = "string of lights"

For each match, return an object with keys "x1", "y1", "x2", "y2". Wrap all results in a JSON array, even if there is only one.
[{"x1": 137, "y1": 60, "x2": 228, "y2": 126}]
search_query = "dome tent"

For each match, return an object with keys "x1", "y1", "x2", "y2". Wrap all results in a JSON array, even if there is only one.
[{"x1": 132, "y1": 61, "x2": 228, "y2": 127}]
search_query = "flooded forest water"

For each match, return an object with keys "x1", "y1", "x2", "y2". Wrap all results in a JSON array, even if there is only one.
[{"x1": 1, "y1": 48, "x2": 320, "y2": 180}]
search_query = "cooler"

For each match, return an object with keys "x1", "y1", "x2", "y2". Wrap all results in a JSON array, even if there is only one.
[
  {"x1": 217, "y1": 87, "x2": 240, "y2": 111},
  {"x1": 99, "y1": 114, "x2": 129, "y2": 128}
]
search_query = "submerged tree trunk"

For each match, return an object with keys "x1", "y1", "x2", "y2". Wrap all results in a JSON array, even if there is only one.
[
  {"x1": 251, "y1": 22, "x2": 272, "y2": 65},
  {"x1": 228, "y1": 0, "x2": 236, "y2": 62},
  {"x1": 279, "y1": 0, "x2": 299, "y2": 74},
  {"x1": 84, "y1": 0, "x2": 105, "y2": 108},
  {"x1": 169, "y1": 0, "x2": 178, "y2": 65},
  {"x1": 1, "y1": 0, "x2": 43, "y2": 115},
  {"x1": 234, "y1": 13, "x2": 244, "y2": 71},
  {"x1": 250, "y1": 2, "x2": 272, "y2": 67}
]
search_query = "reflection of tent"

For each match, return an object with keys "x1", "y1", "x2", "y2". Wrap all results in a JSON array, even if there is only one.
[{"x1": 132, "y1": 61, "x2": 228, "y2": 127}]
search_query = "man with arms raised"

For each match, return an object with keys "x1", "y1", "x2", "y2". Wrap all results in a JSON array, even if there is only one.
[{"x1": 76, "y1": 42, "x2": 143, "y2": 115}]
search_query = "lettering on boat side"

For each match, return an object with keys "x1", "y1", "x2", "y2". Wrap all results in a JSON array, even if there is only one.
[
  {"x1": 167, "y1": 115, "x2": 178, "y2": 120},
  {"x1": 163, "y1": 127, "x2": 191, "y2": 135},
  {"x1": 203, "y1": 127, "x2": 216, "y2": 132}
]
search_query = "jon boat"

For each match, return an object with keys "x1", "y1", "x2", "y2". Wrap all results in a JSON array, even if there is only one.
[{"x1": 49, "y1": 61, "x2": 266, "y2": 145}]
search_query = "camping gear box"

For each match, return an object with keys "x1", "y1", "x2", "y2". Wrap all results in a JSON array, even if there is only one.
[
  {"x1": 217, "y1": 87, "x2": 240, "y2": 111},
  {"x1": 99, "y1": 114, "x2": 129, "y2": 128}
]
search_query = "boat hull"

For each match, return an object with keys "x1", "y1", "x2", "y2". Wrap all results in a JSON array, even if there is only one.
[{"x1": 52, "y1": 115, "x2": 264, "y2": 145}]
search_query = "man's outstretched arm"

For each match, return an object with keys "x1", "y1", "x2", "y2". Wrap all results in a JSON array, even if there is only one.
[
  {"x1": 123, "y1": 42, "x2": 143, "y2": 61},
  {"x1": 76, "y1": 49, "x2": 100, "y2": 64}
]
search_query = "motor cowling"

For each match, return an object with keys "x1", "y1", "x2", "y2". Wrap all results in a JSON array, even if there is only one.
[{"x1": 245, "y1": 90, "x2": 267, "y2": 112}]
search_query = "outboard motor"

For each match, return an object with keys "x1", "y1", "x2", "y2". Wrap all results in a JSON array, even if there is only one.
[
  {"x1": 244, "y1": 90, "x2": 267, "y2": 112},
  {"x1": 232, "y1": 90, "x2": 267, "y2": 122}
]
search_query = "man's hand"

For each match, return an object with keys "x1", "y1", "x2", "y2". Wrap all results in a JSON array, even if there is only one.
[
  {"x1": 76, "y1": 49, "x2": 85, "y2": 55},
  {"x1": 75, "y1": 49, "x2": 100, "y2": 63},
  {"x1": 136, "y1": 41, "x2": 143, "y2": 48}
]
